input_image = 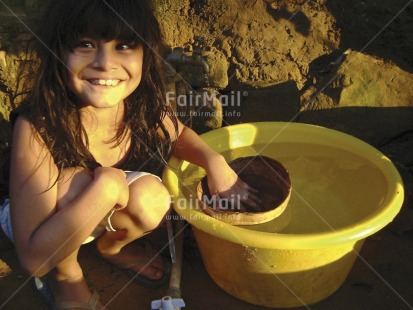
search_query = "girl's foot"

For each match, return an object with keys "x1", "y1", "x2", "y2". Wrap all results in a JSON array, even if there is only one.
[
  {"x1": 48, "y1": 272, "x2": 105, "y2": 309},
  {"x1": 99, "y1": 242, "x2": 169, "y2": 284}
]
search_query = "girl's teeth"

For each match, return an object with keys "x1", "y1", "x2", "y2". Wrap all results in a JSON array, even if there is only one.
[{"x1": 92, "y1": 79, "x2": 119, "y2": 86}]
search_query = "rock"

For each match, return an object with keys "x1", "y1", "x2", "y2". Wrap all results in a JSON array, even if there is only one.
[
  {"x1": 299, "y1": 51, "x2": 413, "y2": 146},
  {"x1": 204, "y1": 48, "x2": 229, "y2": 89},
  {"x1": 338, "y1": 51, "x2": 412, "y2": 107},
  {"x1": 301, "y1": 51, "x2": 413, "y2": 109}
]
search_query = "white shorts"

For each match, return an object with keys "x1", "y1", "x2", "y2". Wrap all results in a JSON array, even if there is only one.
[{"x1": 0, "y1": 171, "x2": 161, "y2": 244}]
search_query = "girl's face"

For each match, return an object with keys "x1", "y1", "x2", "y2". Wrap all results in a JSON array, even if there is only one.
[{"x1": 65, "y1": 39, "x2": 143, "y2": 109}]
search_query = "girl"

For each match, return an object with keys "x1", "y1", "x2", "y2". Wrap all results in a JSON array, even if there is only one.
[{"x1": 1, "y1": 0, "x2": 258, "y2": 308}]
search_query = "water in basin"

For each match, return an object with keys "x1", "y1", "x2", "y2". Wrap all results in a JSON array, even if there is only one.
[{"x1": 179, "y1": 142, "x2": 387, "y2": 234}]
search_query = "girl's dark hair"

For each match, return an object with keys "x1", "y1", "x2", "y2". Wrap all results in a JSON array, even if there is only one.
[{"x1": 15, "y1": 0, "x2": 177, "y2": 175}]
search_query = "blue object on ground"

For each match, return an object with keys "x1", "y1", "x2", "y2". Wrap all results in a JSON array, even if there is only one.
[{"x1": 151, "y1": 296, "x2": 185, "y2": 310}]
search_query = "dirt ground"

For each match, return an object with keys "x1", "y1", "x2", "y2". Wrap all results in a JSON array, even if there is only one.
[
  {"x1": 0, "y1": 0, "x2": 413, "y2": 309},
  {"x1": 1, "y1": 214, "x2": 413, "y2": 310}
]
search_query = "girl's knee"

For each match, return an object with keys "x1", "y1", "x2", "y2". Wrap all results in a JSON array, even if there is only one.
[
  {"x1": 127, "y1": 175, "x2": 171, "y2": 230},
  {"x1": 57, "y1": 167, "x2": 93, "y2": 209}
]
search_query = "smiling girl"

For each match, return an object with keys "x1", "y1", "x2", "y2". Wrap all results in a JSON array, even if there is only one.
[{"x1": 0, "y1": 0, "x2": 258, "y2": 309}]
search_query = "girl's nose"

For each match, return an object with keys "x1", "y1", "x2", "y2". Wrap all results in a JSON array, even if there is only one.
[{"x1": 92, "y1": 45, "x2": 117, "y2": 70}]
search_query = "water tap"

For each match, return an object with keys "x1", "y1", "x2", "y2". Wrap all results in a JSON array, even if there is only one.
[{"x1": 166, "y1": 36, "x2": 210, "y2": 74}]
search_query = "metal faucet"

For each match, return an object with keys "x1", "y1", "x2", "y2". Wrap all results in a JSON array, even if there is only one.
[
  {"x1": 166, "y1": 36, "x2": 209, "y2": 75},
  {"x1": 165, "y1": 36, "x2": 215, "y2": 129}
]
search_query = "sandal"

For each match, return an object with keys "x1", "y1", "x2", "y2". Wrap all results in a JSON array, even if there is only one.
[
  {"x1": 103, "y1": 241, "x2": 171, "y2": 289},
  {"x1": 34, "y1": 277, "x2": 101, "y2": 310}
]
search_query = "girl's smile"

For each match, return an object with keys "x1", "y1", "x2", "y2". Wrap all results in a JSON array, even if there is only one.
[
  {"x1": 66, "y1": 39, "x2": 143, "y2": 109},
  {"x1": 88, "y1": 79, "x2": 121, "y2": 86}
]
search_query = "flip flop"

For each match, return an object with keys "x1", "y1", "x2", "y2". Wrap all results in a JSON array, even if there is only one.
[
  {"x1": 34, "y1": 277, "x2": 57, "y2": 310},
  {"x1": 123, "y1": 255, "x2": 171, "y2": 289},
  {"x1": 106, "y1": 241, "x2": 171, "y2": 289},
  {"x1": 33, "y1": 277, "x2": 101, "y2": 310}
]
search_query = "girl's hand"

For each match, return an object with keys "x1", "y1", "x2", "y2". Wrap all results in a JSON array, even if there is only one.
[
  {"x1": 93, "y1": 167, "x2": 129, "y2": 210},
  {"x1": 206, "y1": 155, "x2": 260, "y2": 211}
]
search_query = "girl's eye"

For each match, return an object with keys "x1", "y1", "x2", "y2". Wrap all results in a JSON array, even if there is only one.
[
  {"x1": 71, "y1": 40, "x2": 96, "y2": 55},
  {"x1": 80, "y1": 41, "x2": 94, "y2": 48},
  {"x1": 116, "y1": 43, "x2": 130, "y2": 50},
  {"x1": 74, "y1": 40, "x2": 95, "y2": 50},
  {"x1": 116, "y1": 41, "x2": 138, "y2": 51}
]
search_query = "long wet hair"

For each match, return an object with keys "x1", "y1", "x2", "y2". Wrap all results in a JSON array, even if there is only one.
[{"x1": 14, "y1": 0, "x2": 177, "y2": 175}]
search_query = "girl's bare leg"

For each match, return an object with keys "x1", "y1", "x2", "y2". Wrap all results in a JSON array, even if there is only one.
[
  {"x1": 50, "y1": 167, "x2": 104, "y2": 308},
  {"x1": 47, "y1": 249, "x2": 95, "y2": 305},
  {"x1": 52, "y1": 168, "x2": 171, "y2": 307},
  {"x1": 96, "y1": 175, "x2": 171, "y2": 280}
]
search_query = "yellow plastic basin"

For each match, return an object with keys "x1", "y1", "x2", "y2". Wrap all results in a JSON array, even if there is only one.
[{"x1": 163, "y1": 122, "x2": 404, "y2": 308}]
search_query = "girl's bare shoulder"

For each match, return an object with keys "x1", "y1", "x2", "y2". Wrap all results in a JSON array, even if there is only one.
[
  {"x1": 11, "y1": 115, "x2": 57, "y2": 181},
  {"x1": 12, "y1": 116, "x2": 48, "y2": 151}
]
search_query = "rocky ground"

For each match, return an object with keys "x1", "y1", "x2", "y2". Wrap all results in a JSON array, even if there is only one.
[{"x1": 0, "y1": 0, "x2": 412, "y2": 309}]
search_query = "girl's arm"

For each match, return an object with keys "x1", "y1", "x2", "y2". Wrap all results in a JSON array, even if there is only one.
[
  {"x1": 9, "y1": 117, "x2": 128, "y2": 276},
  {"x1": 162, "y1": 116, "x2": 259, "y2": 209}
]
